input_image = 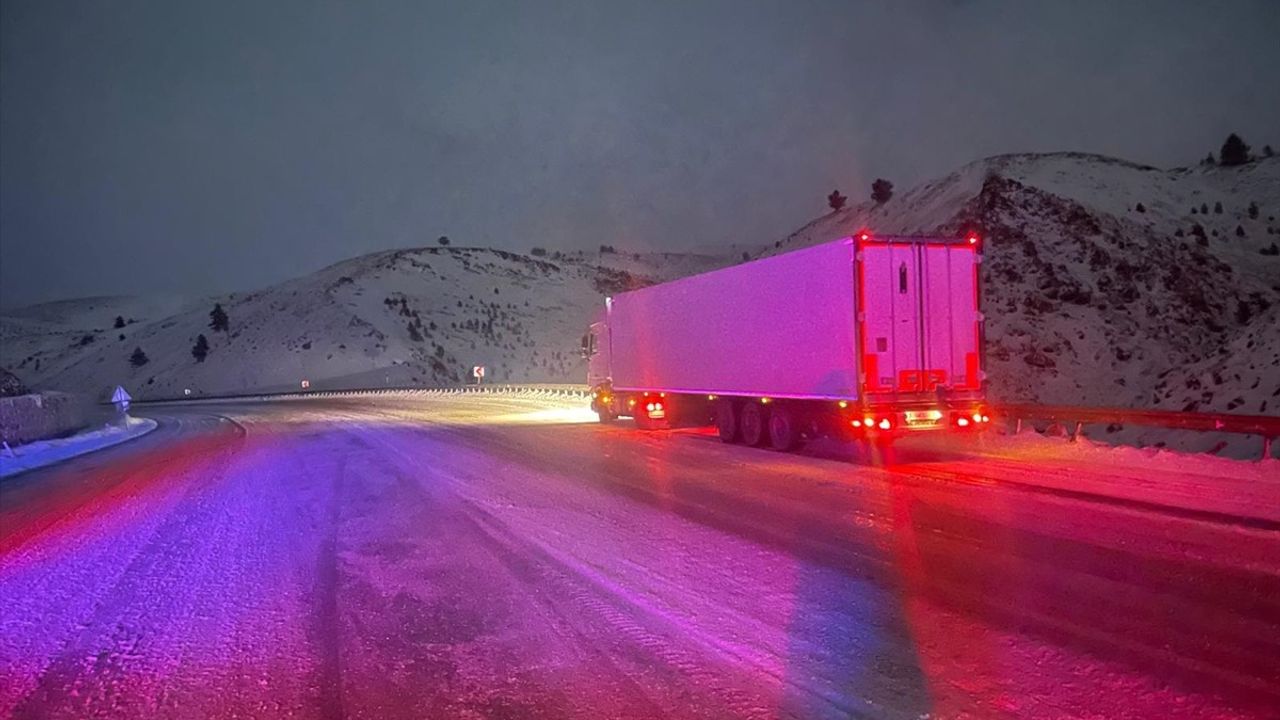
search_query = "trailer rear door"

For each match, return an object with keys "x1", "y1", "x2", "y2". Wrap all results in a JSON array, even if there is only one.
[{"x1": 858, "y1": 240, "x2": 982, "y2": 397}]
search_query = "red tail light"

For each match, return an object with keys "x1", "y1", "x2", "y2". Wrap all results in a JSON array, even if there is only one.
[{"x1": 643, "y1": 396, "x2": 666, "y2": 419}]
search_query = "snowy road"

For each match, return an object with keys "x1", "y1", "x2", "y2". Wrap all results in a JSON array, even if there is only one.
[{"x1": 1, "y1": 393, "x2": 1277, "y2": 719}]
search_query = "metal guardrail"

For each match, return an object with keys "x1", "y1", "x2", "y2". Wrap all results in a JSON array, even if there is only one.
[
  {"x1": 999, "y1": 403, "x2": 1280, "y2": 458},
  {"x1": 139, "y1": 383, "x2": 591, "y2": 405}
]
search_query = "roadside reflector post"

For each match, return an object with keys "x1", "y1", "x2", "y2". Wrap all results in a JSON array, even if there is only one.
[
  {"x1": 1070, "y1": 421, "x2": 1084, "y2": 443},
  {"x1": 1014, "y1": 417, "x2": 1023, "y2": 435},
  {"x1": 1264, "y1": 435, "x2": 1273, "y2": 460}
]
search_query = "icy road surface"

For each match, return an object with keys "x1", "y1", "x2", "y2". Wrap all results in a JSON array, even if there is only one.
[{"x1": 0, "y1": 392, "x2": 1276, "y2": 719}]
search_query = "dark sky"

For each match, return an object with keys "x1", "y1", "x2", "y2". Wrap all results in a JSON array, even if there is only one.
[{"x1": 3, "y1": 0, "x2": 1278, "y2": 308}]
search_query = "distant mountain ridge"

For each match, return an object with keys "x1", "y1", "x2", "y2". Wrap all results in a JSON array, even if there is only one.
[{"x1": 3, "y1": 152, "x2": 1277, "y2": 432}]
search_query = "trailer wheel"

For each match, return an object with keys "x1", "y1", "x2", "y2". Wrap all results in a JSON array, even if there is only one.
[
  {"x1": 739, "y1": 402, "x2": 767, "y2": 447},
  {"x1": 767, "y1": 406, "x2": 804, "y2": 451},
  {"x1": 715, "y1": 401, "x2": 738, "y2": 443}
]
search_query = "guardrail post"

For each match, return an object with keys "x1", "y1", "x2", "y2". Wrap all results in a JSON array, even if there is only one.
[
  {"x1": 1069, "y1": 421, "x2": 1083, "y2": 443},
  {"x1": 1264, "y1": 435, "x2": 1273, "y2": 460},
  {"x1": 1014, "y1": 417, "x2": 1023, "y2": 435}
]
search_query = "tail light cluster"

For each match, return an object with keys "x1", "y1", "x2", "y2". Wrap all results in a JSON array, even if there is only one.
[
  {"x1": 850, "y1": 414, "x2": 894, "y2": 432},
  {"x1": 642, "y1": 393, "x2": 666, "y2": 419},
  {"x1": 953, "y1": 409, "x2": 991, "y2": 428}
]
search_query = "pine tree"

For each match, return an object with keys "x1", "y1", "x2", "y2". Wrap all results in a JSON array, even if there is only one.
[
  {"x1": 437, "y1": 236, "x2": 450, "y2": 246},
  {"x1": 209, "y1": 303, "x2": 229, "y2": 332},
  {"x1": 1214, "y1": 201, "x2": 1223, "y2": 214},
  {"x1": 129, "y1": 347, "x2": 149, "y2": 367},
  {"x1": 1235, "y1": 225, "x2": 1246, "y2": 238},
  {"x1": 827, "y1": 189, "x2": 847, "y2": 211},
  {"x1": 871, "y1": 179, "x2": 894, "y2": 204},
  {"x1": 1219, "y1": 133, "x2": 1250, "y2": 166},
  {"x1": 1202, "y1": 152, "x2": 1216, "y2": 166},
  {"x1": 1248, "y1": 201, "x2": 1259, "y2": 220},
  {"x1": 114, "y1": 315, "x2": 126, "y2": 329},
  {"x1": 1201, "y1": 203, "x2": 1209, "y2": 214},
  {"x1": 1265, "y1": 145, "x2": 1275, "y2": 158},
  {"x1": 1135, "y1": 202, "x2": 1146, "y2": 213},
  {"x1": 191, "y1": 334, "x2": 209, "y2": 362}
]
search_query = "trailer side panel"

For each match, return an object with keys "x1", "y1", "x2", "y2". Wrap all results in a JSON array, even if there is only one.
[{"x1": 609, "y1": 239, "x2": 859, "y2": 399}]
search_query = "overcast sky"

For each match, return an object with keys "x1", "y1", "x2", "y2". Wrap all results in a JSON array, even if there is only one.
[{"x1": 2, "y1": 0, "x2": 1278, "y2": 308}]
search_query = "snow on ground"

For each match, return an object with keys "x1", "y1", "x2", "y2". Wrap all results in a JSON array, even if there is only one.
[{"x1": 0, "y1": 416, "x2": 158, "y2": 479}]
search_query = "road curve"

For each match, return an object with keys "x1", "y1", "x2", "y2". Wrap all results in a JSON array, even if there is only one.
[{"x1": 0, "y1": 393, "x2": 1276, "y2": 719}]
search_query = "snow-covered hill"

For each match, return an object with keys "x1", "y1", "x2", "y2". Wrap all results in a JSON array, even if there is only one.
[
  {"x1": 767, "y1": 152, "x2": 1280, "y2": 419},
  {"x1": 4, "y1": 152, "x2": 1276, "y2": 427},
  {"x1": 1, "y1": 248, "x2": 726, "y2": 400}
]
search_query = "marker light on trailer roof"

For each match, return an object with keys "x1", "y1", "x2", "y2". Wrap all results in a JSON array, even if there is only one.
[
  {"x1": 967, "y1": 234, "x2": 980, "y2": 245},
  {"x1": 857, "y1": 231, "x2": 871, "y2": 242}
]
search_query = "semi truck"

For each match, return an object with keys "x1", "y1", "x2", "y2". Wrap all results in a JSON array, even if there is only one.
[{"x1": 581, "y1": 232, "x2": 990, "y2": 450}]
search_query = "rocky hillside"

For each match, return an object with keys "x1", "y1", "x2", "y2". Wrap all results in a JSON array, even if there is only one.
[
  {"x1": 1, "y1": 248, "x2": 725, "y2": 400},
  {"x1": 767, "y1": 152, "x2": 1280, "y2": 420}
]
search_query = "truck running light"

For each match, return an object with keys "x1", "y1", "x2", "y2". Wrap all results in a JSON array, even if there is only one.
[
  {"x1": 878, "y1": 418, "x2": 891, "y2": 430},
  {"x1": 857, "y1": 231, "x2": 871, "y2": 242},
  {"x1": 981, "y1": 414, "x2": 990, "y2": 423},
  {"x1": 864, "y1": 416, "x2": 875, "y2": 426},
  {"x1": 967, "y1": 235, "x2": 979, "y2": 245},
  {"x1": 851, "y1": 419, "x2": 862, "y2": 428}
]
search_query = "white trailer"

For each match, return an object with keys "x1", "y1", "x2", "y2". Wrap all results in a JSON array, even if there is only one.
[{"x1": 583, "y1": 233, "x2": 989, "y2": 449}]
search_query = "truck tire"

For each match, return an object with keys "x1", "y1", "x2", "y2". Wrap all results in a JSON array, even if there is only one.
[
  {"x1": 715, "y1": 401, "x2": 738, "y2": 443},
  {"x1": 767, "y1": 406, "x2": 804, "y2": 451},
  {"x1": 739, "y1": 402, "x2": 767, "y2": 447},
  {"x1": 597, "y1": 408, "x2": 618, "y2": 423}
]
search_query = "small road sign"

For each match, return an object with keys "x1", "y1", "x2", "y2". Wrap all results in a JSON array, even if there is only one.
[{"x1": 111, "y1": 385, "x2": 132, "y2": 414}]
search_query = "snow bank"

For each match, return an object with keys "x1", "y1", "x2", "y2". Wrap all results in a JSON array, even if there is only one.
[{"x1": 0, "y1": 416, "x2": 157, "y2": 478}]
